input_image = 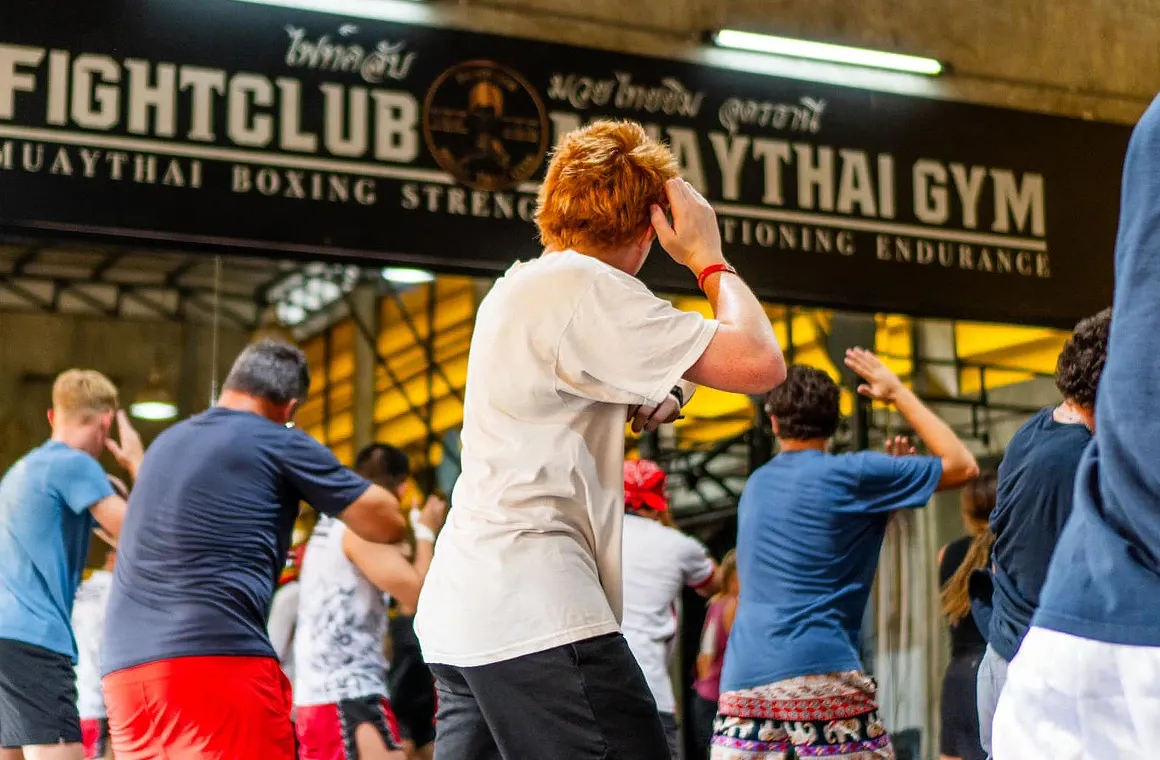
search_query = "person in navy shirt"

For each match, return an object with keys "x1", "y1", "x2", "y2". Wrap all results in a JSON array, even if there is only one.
[
  {"x1": 974, "y1": 309, "x2": 1110, "y2": 759},
  {"x1": 711, "y1": 355, "x2": 978, "y2": 760},
  {"x1": 100, "y1": 340, "x2": 409, "y2": 760},
  {"x1": 0, "y1": 370, "x2": 139, "y2": 760},
  {"x1": 992, "y1": 95, "x2": 1160, "y2": 757}
]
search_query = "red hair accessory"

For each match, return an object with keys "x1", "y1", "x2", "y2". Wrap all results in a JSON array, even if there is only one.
[{"x1": 624, "y1": 459, "x2": 668, "y2": 513}]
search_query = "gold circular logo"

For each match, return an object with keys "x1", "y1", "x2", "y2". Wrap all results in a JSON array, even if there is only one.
[{"x1": 422, "y1": 60, "x2": 549, "y2": 192}]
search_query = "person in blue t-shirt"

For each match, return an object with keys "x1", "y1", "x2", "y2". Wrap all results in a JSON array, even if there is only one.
[
  {"x1": 99, "y1": 340, "x2": 409, "y2": 760},
  {"x1": 0, "y1": 369, "x2": 140, "y2": 760},
  {"x1": 992, "y1": 95, "x2": 1160, "y2": 757},
  {"x1": 973, "y1": 308, "x2": 1110, "y2": 759},
  {"x1": 711, "y1": 353, "x2": 979, "y2": 760}
]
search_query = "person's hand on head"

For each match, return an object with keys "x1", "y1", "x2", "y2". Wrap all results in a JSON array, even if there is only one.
[
  {"x1": 106, "y1": 410, "x2": 145, "y2": 478},
  {"x1": 649, "y1": 178, "x2": 726, "y2": 274},
  {"x1": 885, "y1": 435, "x2": 917, "y2": 457},
  {"x1": 418, "y1": 494, "x2": 448, "y2": 534},
  {"x1": 844, "y1": 348, "x2": 904, "y2": 404}
]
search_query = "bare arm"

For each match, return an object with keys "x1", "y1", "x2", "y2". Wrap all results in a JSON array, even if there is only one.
[
  {"x1": 684, "y1": 271, "x2": 786, "y2": 395},
  {"x1": 692, "y1": 564, "x2": 723, "y2": 599},
  {"x1": 89, "y1": 495, "x2": 128, "y2": 540},
  {"x1": 337, "y1": 484, "x2": 408, "y2": 544},
  {"x1": 343, "y1": 533, "x2": 424, "y2": 609},
  {"x1": 650, "y1": 179, "x2": 786, "y2": 395},
  {"x1": 844, "y1": 348, "x2": 979, "y2": 490},
  {"x1": 343, "y1": 495, "x2": 447, "y2": 609}
]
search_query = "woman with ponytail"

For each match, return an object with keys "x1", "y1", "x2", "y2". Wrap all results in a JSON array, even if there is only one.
[{"x1": 937, "y1": 471, "x2": 997, "y2": 760}]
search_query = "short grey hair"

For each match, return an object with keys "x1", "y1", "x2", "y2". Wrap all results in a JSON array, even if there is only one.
[{"x1": 223, "y1": 340, "x2": 311, "y2": 405}]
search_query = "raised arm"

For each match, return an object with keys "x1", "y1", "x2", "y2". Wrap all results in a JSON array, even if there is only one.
[
  {"x1": 338, "y1": 485, "x2": 408, "y2": 545},
  {"x1": 650, "y1": 179, "x2": 786, "y2": 395},
  {"x1": 342, "y1": 495, "x2": 446, "y2": 609},
  {"x1": 845, "y1": 348, "x2": 979, "y2": 490}
]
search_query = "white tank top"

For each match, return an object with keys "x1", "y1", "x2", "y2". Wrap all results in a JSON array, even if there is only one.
[{"x1": 294, "y1": 516, "x2": 390, "y2": 705}]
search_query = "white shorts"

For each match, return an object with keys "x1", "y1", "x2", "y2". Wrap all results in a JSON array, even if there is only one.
[{"x1": 992, "y1": 626, "x2": 1160, "y2": 759}]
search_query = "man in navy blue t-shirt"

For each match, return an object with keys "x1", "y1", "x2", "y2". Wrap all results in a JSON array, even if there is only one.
[
  {"x1": 974, "y1": 309, "x2": 1110, "y2": 758},
  {"x1": 992, "y1": 95, "x2": 1160, "y2": 758},
  {"x1": 100, "y1": 340, "x2": 408, "y2": 760},
  {"x1": 711, "y1": 354, "x2": 978, "y2": 760}
]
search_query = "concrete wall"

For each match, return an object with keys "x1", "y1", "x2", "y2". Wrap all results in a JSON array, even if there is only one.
[{"x1": 404, "y1": 0, "x2": 1152, "y2": 124}]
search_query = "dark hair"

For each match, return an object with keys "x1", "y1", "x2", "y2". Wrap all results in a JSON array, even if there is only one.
[
  {"x1": 355, "y1": 443, "x2": 410, "y2": 487},
  {"x1": 961, "y1": 470, "x2": 998, "y2": 530},
  {"x1": 1055, "y1": 308, "x2": 1111, "y2": 408},
  {"x1": 941, "y1": 470, "x2": 998, "y2": 626},
  {"x1": 223, "y1": 340, "x2": 311, "y2": 405},
  {"x1": 764, "y1": 365, "x2": 841, "y2": 440}
]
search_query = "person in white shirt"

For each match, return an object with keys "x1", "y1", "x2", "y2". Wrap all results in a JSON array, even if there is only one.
[
  {"x1": 294, "y1": 444, "x2": 446, "y2": 760},
  {"x1": 621, "y1": 459, "x2": 722, "y2": 760},
  {"x1": 268, "y1": 524, "x2": 307, "y2": 688},
  {"x1": 413, "y1": 119, "x2": 786, "y2": 759},
  {"x1": 73, "y1": 477, "x2": 124, "y2": 760}
]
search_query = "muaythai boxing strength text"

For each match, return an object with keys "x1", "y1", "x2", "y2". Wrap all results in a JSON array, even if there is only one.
[{"x1": 0, "y1": 30, "x2": 1050, "y2": 278}]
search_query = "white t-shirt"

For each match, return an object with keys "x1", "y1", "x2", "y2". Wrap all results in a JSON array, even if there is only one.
[
  {"x1": 414, "y1": 251, "x2": 718, "y2": 667},
  {"x1": 294, "y1": 516, "x2": 390, "y2": 705},
  {"x1": 267, "y1": 581, "x2": 300, "y2": 685},
  {"x1": 620, "y1": 513, "x2": 716, "y2": 714},
  {"x1": 72, "y1": 569, "x2": 112, "y2": 719}
]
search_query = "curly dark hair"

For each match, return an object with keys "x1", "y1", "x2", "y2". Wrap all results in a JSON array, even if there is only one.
[
  {"x1": 1055, "y1": 307, "x2": 1111, "y2": 408},
  {"x1": 764, "y1": 365, "x2": 841, "y2": 441}
]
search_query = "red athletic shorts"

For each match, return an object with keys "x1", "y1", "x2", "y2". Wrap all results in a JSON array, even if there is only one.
[
  {"x1": 296, "y1": 695, "x2": 401, "y2": 760},
  {"x1": 81, "y1": 718, "x2": 109, "y2": 759},
  {"x1": 102, "y1": 656, "x2": 294, "y2": 760}
]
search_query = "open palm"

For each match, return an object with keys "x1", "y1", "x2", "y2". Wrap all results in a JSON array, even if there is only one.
[{"x1": 844, "y1": 348, "x2": 903, "y2": 402}]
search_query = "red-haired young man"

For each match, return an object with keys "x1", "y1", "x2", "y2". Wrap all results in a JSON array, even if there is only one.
[{"x1": 414, "y1": 120, "x2": 786, "y2": 759}]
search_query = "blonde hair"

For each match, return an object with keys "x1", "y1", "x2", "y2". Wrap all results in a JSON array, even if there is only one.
[
  {"x1": 720, "y1": 549, "x2": 738, "y2": 596},
  {"x1": 53, "y1": 369, "x2": 118, "y2": 422},
  {"x1": 535, "y1": 120, "x2": 679, "y2": 255}
]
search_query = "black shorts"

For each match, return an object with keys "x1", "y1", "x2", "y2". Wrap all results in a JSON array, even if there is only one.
[
  {"x1": 0, "y1": 638, "x2": 82, "y2": 749},
  {"x1": 940, "y1": 651, "x2": 986, "y2": 760},
  {"x1": 430, "y1": 633, "x2": 669, "y2": 760},
  {"x1": 388, "y1": 615, "x2": 436, "y2": 748}
]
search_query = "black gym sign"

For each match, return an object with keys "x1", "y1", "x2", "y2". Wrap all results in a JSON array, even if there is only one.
[{"x1": 0, "y1": 0, "x2": 1131, "y2": 326}]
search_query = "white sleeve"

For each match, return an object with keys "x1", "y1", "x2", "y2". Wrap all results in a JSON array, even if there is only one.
[
  {"x1": 555, "y1": 271, "x2": 718, "y2": 407},
  {"x1": 267, "y1": 582, "x2": 300, "y2": 662},
  {"x1": 677, "y1": 533, "x2": 716, "y2": 589}
]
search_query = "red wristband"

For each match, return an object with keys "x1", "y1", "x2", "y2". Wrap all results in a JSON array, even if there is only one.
[{"x1": 696, "y1": 263, "x2": 737, "y2": 291}]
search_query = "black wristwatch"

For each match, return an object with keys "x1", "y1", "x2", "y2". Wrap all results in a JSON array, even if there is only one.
[{"x1": 669, "y1": 385, "x2": 684, "y2": 407}]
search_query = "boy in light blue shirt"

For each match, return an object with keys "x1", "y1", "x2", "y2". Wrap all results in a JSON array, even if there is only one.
[{"x1": 0, "y1": 370, "x2": 139, "y2": 758}]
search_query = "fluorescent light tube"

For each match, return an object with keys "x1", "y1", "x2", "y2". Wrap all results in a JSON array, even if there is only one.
[{"x1": 712, "y1": 29, "x2": 943, "y2": 76}]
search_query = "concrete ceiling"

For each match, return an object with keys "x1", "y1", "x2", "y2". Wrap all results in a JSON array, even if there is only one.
[{"x1": 419, "y1": 0, "x2": 1157, "y2": 123}]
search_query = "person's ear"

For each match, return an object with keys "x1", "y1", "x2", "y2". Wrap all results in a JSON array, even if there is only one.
[
  {"x1": 283, "y1": 398, "x2": 301, "y2": 425},
  {"x1": 46, "y1": 409, "x2": 55, "y2": 427},
  {"x1": 770, "y1": 418, "x2": 780, "y2": 437}
]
